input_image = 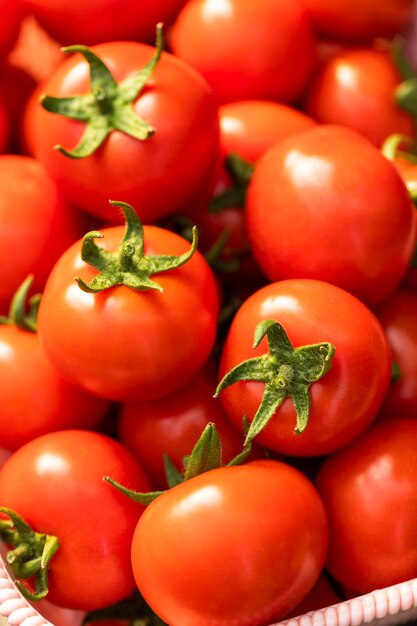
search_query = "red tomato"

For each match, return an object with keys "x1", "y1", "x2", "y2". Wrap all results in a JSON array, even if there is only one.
[
  {"x1": 373, "y1": 289, "x2": 417, "y2": 417},
  {"x1": 132, "y1": 459, "x2": 328, "y2": 626},
  {"x1": 0, "y1": 155, "x2": 86, "y2": 314},
  {"x1": 304, "y1": 48, "x2": 414, "y2": 147},
  {"x1": 0, "y1": 430, "x2": 152, "y2": 610},
  {"x1": 284, "y1": 573, "x2": 341, "y2": 618},
  {"x1": 170, "y1": 0, "x2": 317, "y2": 105},
  {"x1": 118, "y1": 363, "x2": 249, "y2": 489},
  {"x1": 301, "y1": 0, "x2": 413, "y2": 41},
  {"x1": 27, "y1": 40, "x2": 220, "y2": 223},
  {"x1": 37, "y1": 219, "x2": 219, "y2": 402},
  {"x1": 217, "y1": 279, "x2": 391, "y2": 456},
  {"x1": 316, "y1": 417, "x2": 417, "y2": 593},
  {"x1": 23, "y1": 0, "x2": 188, "y2": 45},
  {"x1": 0, "y1": 322, "x2": 109, "y2": 450},
  {"x1": 0, "y1": 0, "x2": 23, "y2": 60},
  {"x1": 246, "y1": 125, "x2": 416, "y2": 305}
]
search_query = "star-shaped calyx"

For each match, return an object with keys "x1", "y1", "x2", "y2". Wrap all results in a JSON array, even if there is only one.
[
  {"x1": 75, "y1": 200, "x2": 198, "y2": 293},
  {"x1": 215, "y1": 319, "x2": 335, "y2": 445},
  {"x1": 40, "y1": 24, "x2": 164, "y2": 158}
]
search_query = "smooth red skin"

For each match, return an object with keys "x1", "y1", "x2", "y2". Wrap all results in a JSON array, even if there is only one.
[
  {"x1": 373, "y1": 289, "x2": 417, "y2": 418},
  {"x1": 0, "y1": 155, "x2": 86, "y2": 314},
  {"x1": 284, "y1": 573, "x2": 341, "y2": 618},
  {"x1": 37, "y1": 224, "x2": 219, "y2": 402},
  {"x1": 0, "y1": 430, "x2": 152, "y2": 610},
  {"x1": 0, "y1": 326, "x2": 109, "y2": 450},
  {"x1": 246, "y1": 125, "x2": 416, "y2": 306},
  {"x1": 0, "y1": 0, "x2": 23, "y2": 60},
  {"x1": 132, "y1": 460, "x2": 328, "y2": 626},
  {"x1": 218, "y1": 279, "x2": 391, "y2": 457},
  {"x1": 118, "y1": 364, "x2": 248, "y2": 489},
  {"x1": 22, "y1": 0, "x2": 188, "y2": 45},
  {"x1": 316, "y1": 417, "x2": 417, "y2": 593},
  {"x1": 29, "y1": 42, "x2": 220, "y2": 224},
  {"x1": 170, "y1": 0, "x2": 317, "y2": 105},
  {"x1": 305, "y1": 49, "x2": 414, "y2": 148},
  {"x1": 301, "y1": 0, "x2": 413, "y2": 41}
]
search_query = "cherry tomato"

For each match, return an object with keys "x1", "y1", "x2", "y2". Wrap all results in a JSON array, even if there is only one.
[
  {"x1": 27, "y1": 39, "x2": 220, "y2": 224},
  {"x1": 0, "y1": 0, "x2": 23, "y2": 61},
  {"x1": 304, "y1": 48, "x2": 414, "y2": 147},
  {"x1": 316, "y1": 417, "x2": 417, "y2": 593},
  {"x1": 301, "y1": 0, "x2": 413, "y2": 41},
  {"x1": 37, "y1": 214, "x2": 219, "y2": 402},
  {"x1": 246, "y1": 125, "x2": 416, "y2": 305},
  {"x1": 0, "y1": 430, "x2": 152, "y2": 610},
  {"x1": 0, "y1": 155, "x2": 86, "y2": 314},
  {"x1": 132, "y1": 459, "x2": 328, "y2": 626},
  {"x1": 217, "y1": 279, "x2": 391, "y2": 456},
  {"x1": 170, "y1": 0, "x2": 317, "y2": 104}
]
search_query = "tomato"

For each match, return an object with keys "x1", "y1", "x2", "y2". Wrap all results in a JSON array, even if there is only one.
[
  {"x1": 373, "y1": 289, "x2": 417, "y2": 418},
  {"x1": 27, "y1": 38, "x2": 220, "y2": 224},
  {"x1": 0, "y1": 155, "x2": 86, "y2": 314},
  {"x1": 0, "y1": 430, "x2": 152, "y2": 610},
  {"x1": 131, "y1": 459, "x2": 328, "y2": 626},
  {"x1": 315, "y1": 417, "x2": 417, "y2": 593},
  {"x1": 284, "y1": 573, "x2": 341, "y2": 618},
  {"x1": 170, "y1": 0, "x2": 317, "y2": 105},
  {"x1": 217, "y1": 279, "x2": 391, "y2": 457},
  {"x1": 37, "y1": 208, "x2": 219, "y2": 402},
  {"x1": 118, "y1": 363, "x2": 250, "y2": 489},
  {"x1": 0, "y1": 0, "x2": 23, "y2": 61},
  {"x1": 246, "y1": 125, "x2": 416, "y2": 305},
  {"x1": 23, "y1": 0, "x2": 188, "y2": 45},
  {"x1": 304, "y1": 48, "x2": 414, "y2": 147},
  {"x1": 301, "y1": 0, "x2": 413, "y2": 41}
]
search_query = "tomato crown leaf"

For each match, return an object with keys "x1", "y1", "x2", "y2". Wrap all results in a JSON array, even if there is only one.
[
  {"x1": 392, "y1": 37, "x2": 417, "y2": 132},
  {"x1": 75, "y1": 200, "x2": 198, "y2": 292},
  {"x1": 214, "y1": 319, "x2": 335, "y2": 445},
  {"x1": 0, "y1": 275, "x2": 41, "y2": 332},
  {"x1": 39, "y1": 23, "x2": 163, "y2": 158},
  {"x1": 208, "y1": 153, "x2": 254, "y2": 214},
  {"x1": 0, "y1": 506, "x2": 60, "y2": 602}
]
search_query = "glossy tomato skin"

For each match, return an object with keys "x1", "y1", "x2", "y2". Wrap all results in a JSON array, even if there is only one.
[
  {"x1": 246, "y1": 125, "x2": 416, "y2": 305},
  {"x1": 118, "y1": 363, "x2": 248, "y2": 488},
  {"x1": 305, "y1": 48, "x2": 414, "y2": 147},
  {"x1": 316, "y1": 417, "x2": 417, "y2": 593},
  {"x1": 22, "y1": 0, "x2": 188, "y2": 45},
  {"x1": 37, "y1": 224, "x2": 219, "y2": 402},
  {"x1": 29, "y1": 42, "x2": 220, "y2": 223},
  {"x1": 301, "y1": 0, "x2": 413, "y2": 41},
  {"x1": 0, "y1": 325, "x2": 109, "y2": 450},
  {"x1": 218, "y1": 279, "x2": 391, "y2": 456},
  {"x1": 132, "y1": 459, "x2": 328, "y2": 626},
  {"x1": 0, "y1": 430, "x2": 152, "y2": 610},
  {"x1": 373, "y1": 289, "x2": 417, "y2": 418},
  {"x1": 170, "y1": 0, "x2": 317, "y2": 105},
  {"x1": 0, "y1": 155, "x2": 86, "y2": 314}
]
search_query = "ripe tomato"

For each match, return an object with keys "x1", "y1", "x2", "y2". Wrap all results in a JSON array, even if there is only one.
[
  {"x1": 373, "y1": 289, "x2": 417, "y2": 418},
  {"x1": 316, "y1": 417, "x2": 417, "y2": 593},
  {"x1": 217, "y1": 279, "x2": 391, "y2": 456},
  {"x1": 246, "y1": 125, "x2": 416, "y2": 305},
  {"x1": 304, "y1": 48, "x2": 414, "y2": 147},
  {"x1": 301, "y1": 0, "x2": 413, "y2": 41},
  {"x1": 0, "y1": 0, "x2": 23, "y2": 60},
  {"x1": 37, "y1": 210, "x2": 219, "y2": 402},
  {"x1": 0, "y1": 430, "x2": 152, "y2": 610},
  {"x1": 131, "y1": 459, "x2": 328, "y2": 626},
  {"x1": 170, "y1": 0, "x2": 317, "y2": 104},
  {"x1": 28, "y1": 39, "x2": 219, "y2": 223},
  {"x1": 0, "y1": 155, "x2": 85, "y2": 314},
  {"x1": 118, "y1": 363, "x2": 249, "y2": 489},
  {"x1": 22, "y1": 0, "x2": 188, "y2": 45}
]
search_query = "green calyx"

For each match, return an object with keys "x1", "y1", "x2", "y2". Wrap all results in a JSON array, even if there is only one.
[
  {"x1": 104, "y1": 421, "x2": 253, "y2": 505},
  {"x1": 75, "y1": 200, "x2": 198, "y2": 293},
  {"x1": 392, "y1": 36, "x2": 417, "y2": 127},
  {"x1": 208, "y1": 153, "x2": 254, "y2": 213},
  {"x1": 40, "y1": 23, "x2": 164, "y2": 158},
  {"x1": 214, "y1": 319, "x2": 335, "y2": 445},
  {"x1": 0, "y1": 507, "x2": 60, "y2": 601},
  {"x1": 0, "y1": 275, "x2": 41, "y2": 332}
]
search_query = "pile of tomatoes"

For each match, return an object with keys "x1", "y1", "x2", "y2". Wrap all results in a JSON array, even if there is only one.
[{"x1": 1, "y1": 1, "x2": 417, "y2": 625}]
